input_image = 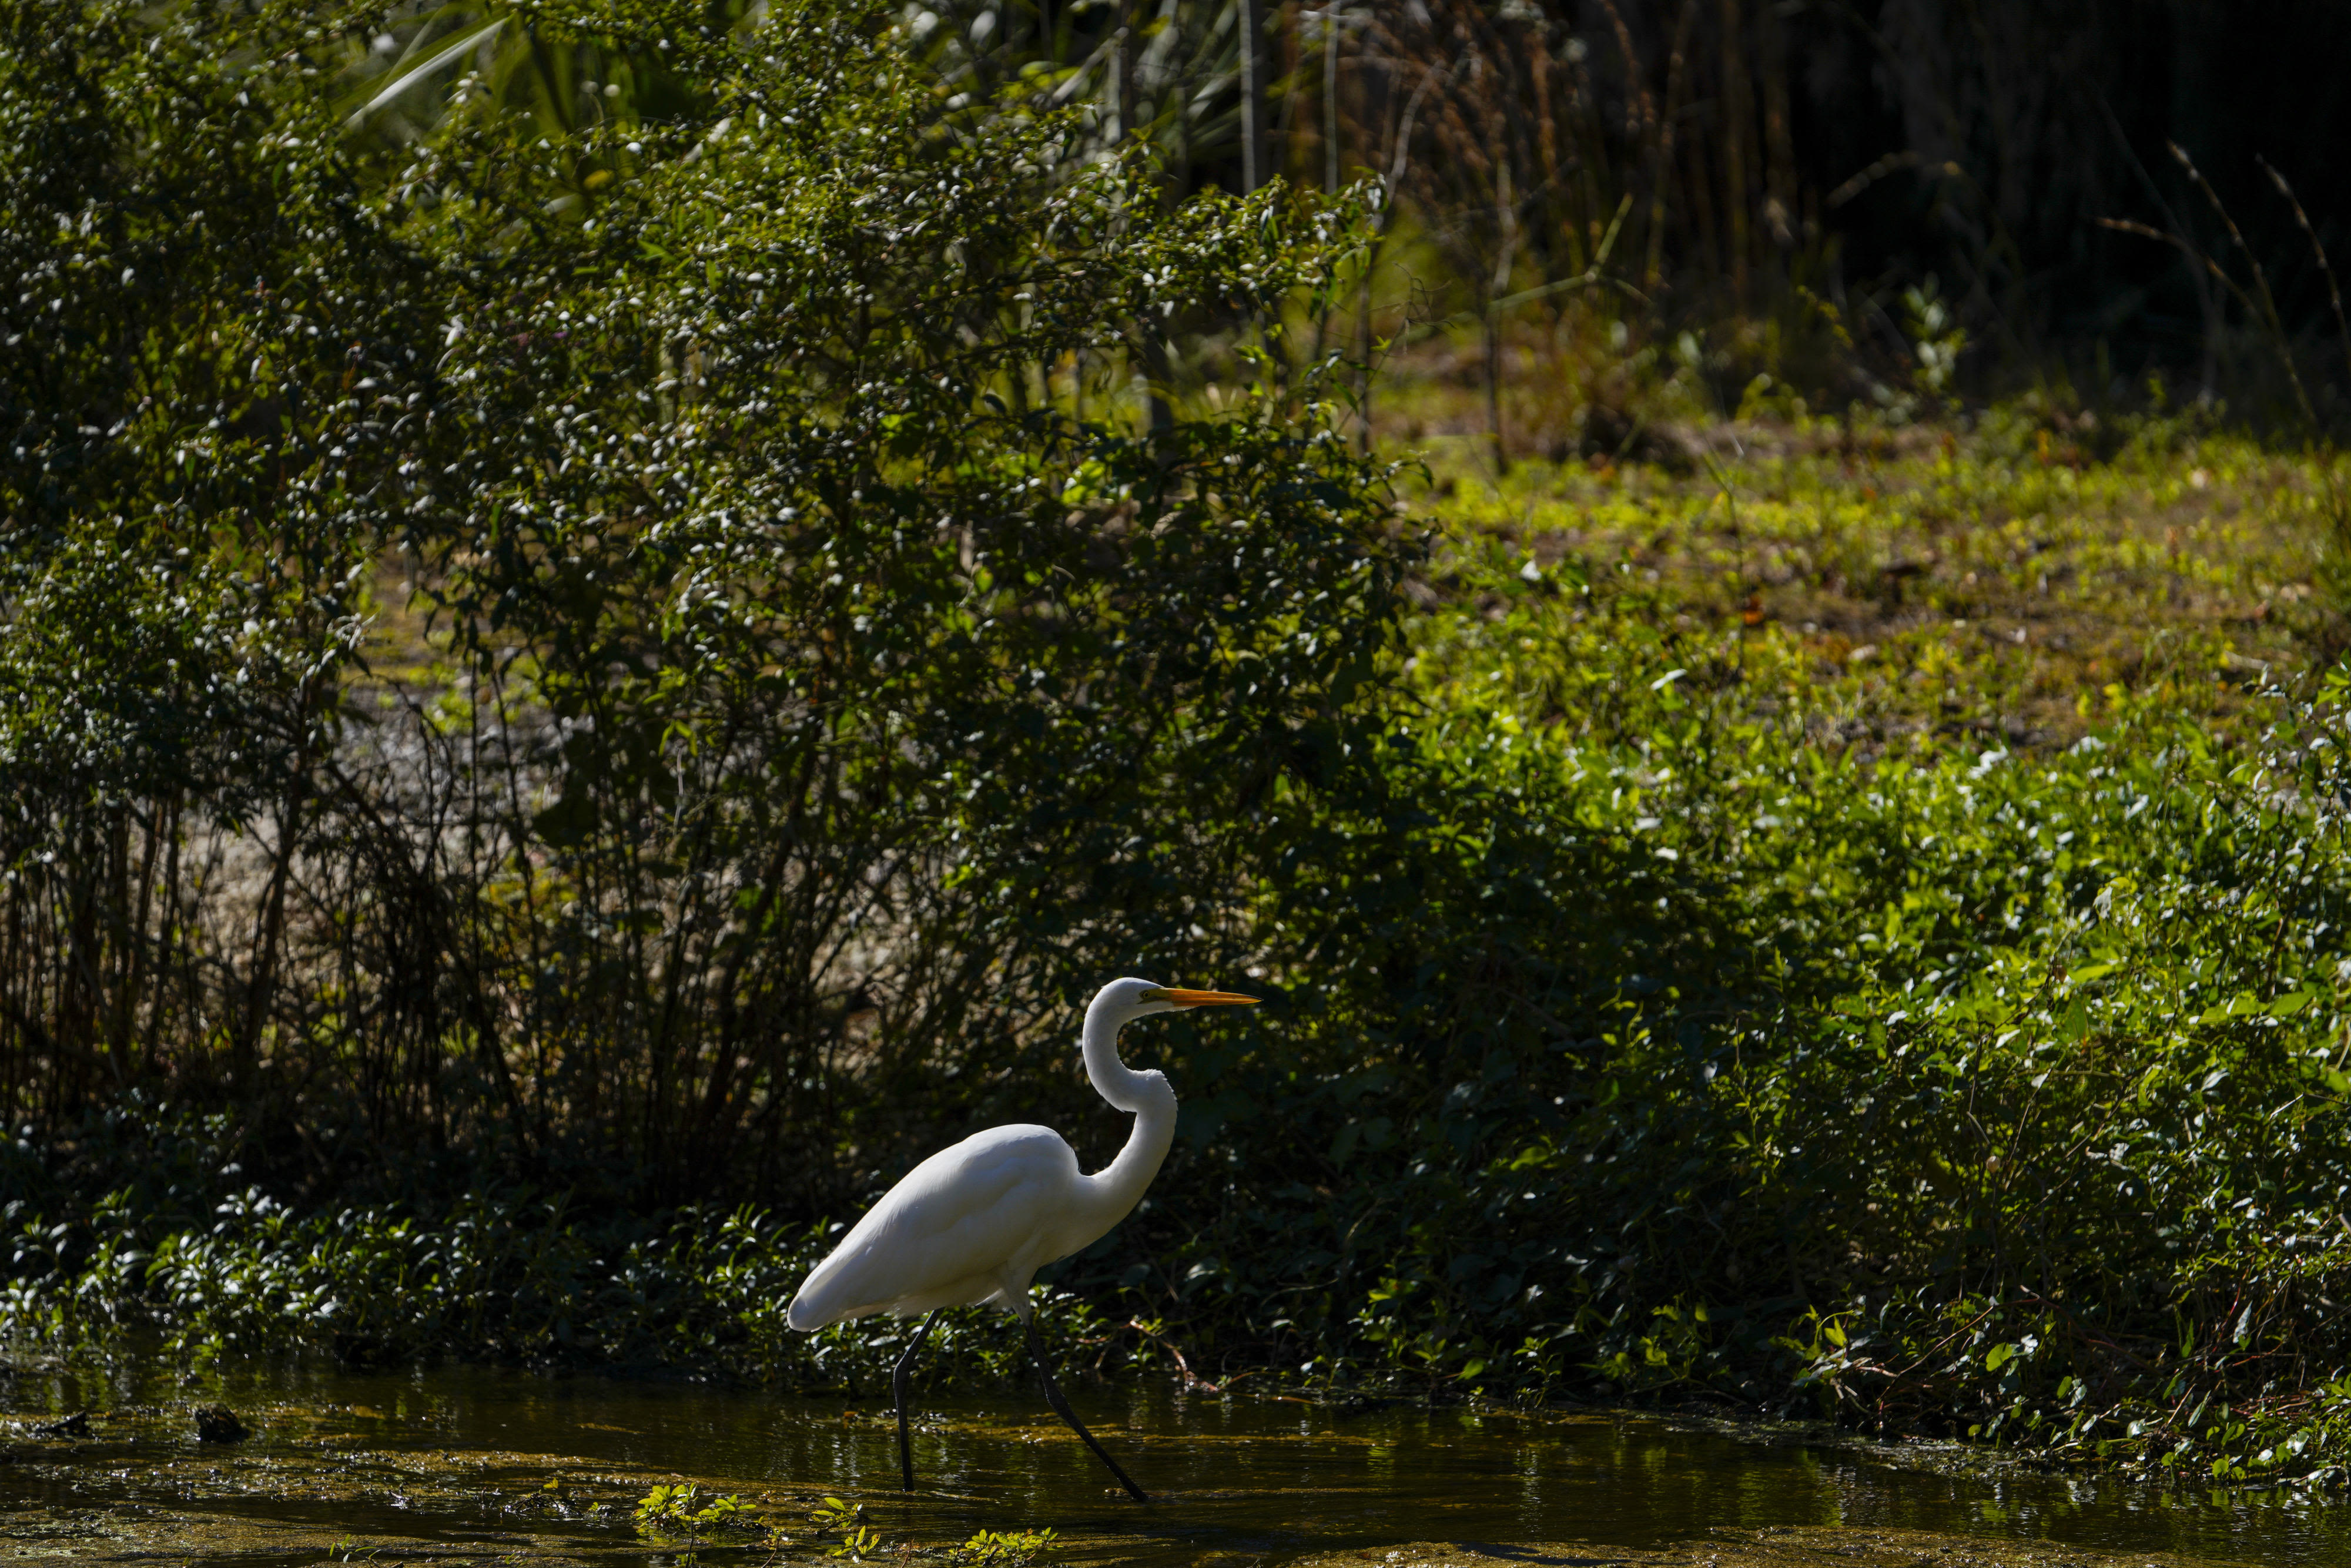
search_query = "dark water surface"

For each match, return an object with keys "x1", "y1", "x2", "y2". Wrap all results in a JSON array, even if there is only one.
[{"x1": 2, "y1": 1355, "x2": 2345, "y2": 1564}]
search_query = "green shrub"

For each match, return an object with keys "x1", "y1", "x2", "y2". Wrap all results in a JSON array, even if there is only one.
[
  {"x1": 1, "y1": 0, "x2": 1404, "y2": 1207},
  {"x1": 1114, "y1": 545, "x2": 2351, "y2": 1486}
]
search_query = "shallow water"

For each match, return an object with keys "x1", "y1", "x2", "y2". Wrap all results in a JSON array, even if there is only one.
[{"x1": 2, "y1": 1353, "x2": 2345, "y2": 1564}]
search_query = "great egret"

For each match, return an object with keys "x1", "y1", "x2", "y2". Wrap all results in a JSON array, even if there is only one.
[{"x1": 787, "y1": 977, "x2": 1257, "y2": 1502}]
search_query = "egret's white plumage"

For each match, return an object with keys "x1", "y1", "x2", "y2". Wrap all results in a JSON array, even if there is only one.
[
  {"x1": 786, "y1": 976, "x2": 1255, "y2": 1499},
  {"x1": 787, "y1": 1121, "x2": 1137, "y2": 1326}
]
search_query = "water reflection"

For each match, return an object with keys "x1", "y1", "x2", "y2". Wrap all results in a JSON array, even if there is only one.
[{"x1": 0, "y1": 1355, "x2": 2342, "y2": 1564}]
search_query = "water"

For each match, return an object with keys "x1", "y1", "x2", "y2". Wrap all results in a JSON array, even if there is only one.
[{"x1": 2, "y1": 1353, "x2": 2343, "y2": 1564}]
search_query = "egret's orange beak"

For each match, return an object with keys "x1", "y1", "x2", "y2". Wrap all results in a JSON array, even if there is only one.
[{"x1": 1144, "y1": 987, "x2": 1259, "y2": 1009}]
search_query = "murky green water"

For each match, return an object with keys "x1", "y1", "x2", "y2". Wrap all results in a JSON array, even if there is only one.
[{"x1": 2, "y1": 1353, "x2": 2345, "y2": 1564}]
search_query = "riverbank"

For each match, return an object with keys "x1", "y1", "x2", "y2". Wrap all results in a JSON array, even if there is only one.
[{"x1": 9, "y1": 406, "x2": 2351, "y2": 1492}]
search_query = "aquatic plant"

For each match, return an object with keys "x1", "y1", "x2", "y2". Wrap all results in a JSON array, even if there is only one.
[
  {"x1": 957, "y1": 1526, "x2": 1061, "y2": 1565},
  {"x1": 635, "y1": 1480, "x2": 758, "y2": 1542},
  {"x1": 829, "y1": 1524, "x2": 889, "y2": 1561}
]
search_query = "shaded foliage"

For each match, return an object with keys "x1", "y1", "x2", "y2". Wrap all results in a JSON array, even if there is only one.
[{"x1": 1, "y1": 0, "x2": 1404, "y2": 1203}]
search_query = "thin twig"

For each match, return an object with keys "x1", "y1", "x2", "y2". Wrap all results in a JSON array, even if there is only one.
[
  {"x1": 2258, "y1": 155, "x2": 2351, "y2": 399},
  {"x1": 2171, "y1": 141, "x2": 2314, "y2": 426}
]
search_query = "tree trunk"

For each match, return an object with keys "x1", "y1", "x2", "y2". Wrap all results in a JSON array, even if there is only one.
[
  {"x1": 1240, "y1": 0, "x2": 1269, "y2": 193},
  {"x1": 1486, "y1": 149, "x2": 1518, "y2": 476}
]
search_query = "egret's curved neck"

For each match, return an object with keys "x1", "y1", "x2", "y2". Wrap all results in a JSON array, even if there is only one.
[{"x1": 1080, "y1": 1000, "x2": 1179, "y2": 1226}]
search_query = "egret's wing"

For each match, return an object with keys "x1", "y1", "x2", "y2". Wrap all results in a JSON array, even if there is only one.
[{"x1": 788, "y1": 1125, "x2": 1077, "y2": 1328}]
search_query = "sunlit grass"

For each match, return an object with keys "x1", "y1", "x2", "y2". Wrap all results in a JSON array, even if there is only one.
[{"x1": 1398, "y1": 406, "x2": 2341, "y2": 755}]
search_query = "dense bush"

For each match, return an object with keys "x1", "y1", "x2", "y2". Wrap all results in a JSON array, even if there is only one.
[
  {"x1": 1, "y1": 0, "x2": 1402, "y2": 1205},
  {"x1": 1190, "y1": 557, "x2": 2351, "y2": 1486}
]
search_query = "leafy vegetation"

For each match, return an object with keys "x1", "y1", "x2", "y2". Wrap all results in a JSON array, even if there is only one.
[
  {"x1": 0, "y1": 0, "x2": 1400, "y2": 1207},
  {"x1": 630, "y1": 1483, "x2": 1060, "y2": 1560},
  {"x1": 956, "y1": 1526, "x2": 1063, "y2": 1564},
  {"x1": 635, "y1": 1479, "x2": 759, "y2": 1542},
  {"x1": 8, "y1": 0, "x2": 2351, "y2": 1506}
]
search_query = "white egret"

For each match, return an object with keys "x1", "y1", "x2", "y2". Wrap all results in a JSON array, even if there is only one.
[{"x1": 787, "y1": 977, "x2": 1257, "y2": 1502}]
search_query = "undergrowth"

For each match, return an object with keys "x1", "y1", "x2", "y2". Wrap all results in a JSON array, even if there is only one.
[{"x1": 12, "y1": 422, "x2": 2351, "y2": 1492}]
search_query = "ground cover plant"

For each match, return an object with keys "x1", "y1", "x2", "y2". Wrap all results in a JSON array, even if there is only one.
[{"x1": 8, "y1": 0, "x2": 2351, "y2": 1503}]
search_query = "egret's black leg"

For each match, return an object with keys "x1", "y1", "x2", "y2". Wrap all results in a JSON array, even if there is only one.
[
  {"x1": 895, "y1": 1309, "x2": 943, "y2": 1492},
  {"x1": 1023, "y1": 1308, "x2": 1148, "y2": 1503}
]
